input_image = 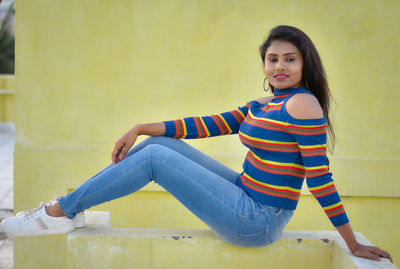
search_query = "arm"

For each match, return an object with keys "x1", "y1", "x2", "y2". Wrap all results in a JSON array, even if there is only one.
[
  {"x1": 112, "y1": 103, "x2": 250, "y2": 164},
  {"x1": 163, "y1": 104, "x2": 249, "y2": 139},
  {"x1": 286, "y1": 93, "x2": 392, "y2": 263},
  {"x1": 337, "y1": 223, "x2": 392, "y2": 262}
]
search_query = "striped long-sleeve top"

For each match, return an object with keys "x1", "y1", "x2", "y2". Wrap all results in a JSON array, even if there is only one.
[{"x1": 163, "y1": 87, "x2": 349, "y2": 227}]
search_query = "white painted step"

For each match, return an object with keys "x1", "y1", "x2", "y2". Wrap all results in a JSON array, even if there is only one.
[{"x1": 66, "y1": 224, "x2": 396, "y2": 269}]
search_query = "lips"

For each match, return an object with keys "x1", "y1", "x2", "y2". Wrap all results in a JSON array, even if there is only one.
[{"x1": 274, "y1": 74, "x2": 289, "y2": 81}]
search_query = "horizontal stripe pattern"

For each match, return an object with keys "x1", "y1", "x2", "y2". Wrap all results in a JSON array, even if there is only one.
[
  {"x1": 240, "y1": 172, "x2": 300, "y2": 201},
  {"x1": 244, "y1": 110, "x2": 286, "y2": 132},
  {"x1": 309, "y1": 182, "x2": 337, "y2": 197},
  {"x1": 287, "y1": 123, "x2": 327, "y2": 136},
  {"x1": 323, "y1": 202, "x2": 346, "y2": 218},
  {"x1": 164, "y1": 87, "x2": 348, "y2": 227},
  {"x1": 245, "y1": 150, "x2": 305, "y2": 178},
  {"x1": 274, "y1": 93, "x2": 291, "y2": 99},
  {"x1": 239, "y1": 132, "x2": 299, "y2": 153},
  {"x1": 305, "y1": 164, "x2": 329, "y2": 178},
  {"x1": 260, "y1": 102, "x2": 283, "y2": 113},
  {"x1": 299, "y1": 144, "x2": 327, "y2": 156},
  {"x1": 246, "y1": 110, "x2": 327, "y2": 136}
]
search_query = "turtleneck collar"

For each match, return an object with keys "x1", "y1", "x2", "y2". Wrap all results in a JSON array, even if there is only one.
[{"x1": 273, "y1": 87, "x2": 308, "y2": 97}]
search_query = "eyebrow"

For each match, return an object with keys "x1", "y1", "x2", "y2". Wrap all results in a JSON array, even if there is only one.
[{"x1": 267, "y1": 52, "x2": 299, "y2": 56}]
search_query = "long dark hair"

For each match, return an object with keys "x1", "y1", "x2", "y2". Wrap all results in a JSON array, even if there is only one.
[{"x1": 259, "y1": 25, "x2": 335, "y2": 150}]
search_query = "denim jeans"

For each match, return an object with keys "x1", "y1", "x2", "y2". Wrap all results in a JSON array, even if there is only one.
[{"x1": 58, "y1": 136, "x2": 293, "y2": 247}]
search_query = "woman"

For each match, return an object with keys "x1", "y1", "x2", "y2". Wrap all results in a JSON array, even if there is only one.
[{"x1": 1, "y1": 25, "x2": 392, "y2": 262}]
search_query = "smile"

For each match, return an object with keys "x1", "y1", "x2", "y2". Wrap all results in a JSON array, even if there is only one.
[{"x1": 274, "y1": 74, "x2": 289, "y2": 81}]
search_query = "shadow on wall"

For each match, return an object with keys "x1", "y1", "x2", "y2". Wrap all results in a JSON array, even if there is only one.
[{"x1": 0, "y1": 0, "x2": 15, "y2": 75}]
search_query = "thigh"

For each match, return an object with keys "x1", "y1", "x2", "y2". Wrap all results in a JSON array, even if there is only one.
[
  {"x1": 126, "y1": 136, "x2": 239, "y2": 184},
  {"x1": 144, "y1": 144, "x2": 272, "y2": 247},
  {"x1": 86, "y1": 136, "x2": 239, "y2": 187}
]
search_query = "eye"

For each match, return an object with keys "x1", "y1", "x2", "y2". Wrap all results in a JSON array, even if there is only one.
[
  {"x1": 286, "y1": 57, "x2": 296, "y2": 62},
  {"x1": 267, "y1": 58, "x2": 277, "y2": 63}
]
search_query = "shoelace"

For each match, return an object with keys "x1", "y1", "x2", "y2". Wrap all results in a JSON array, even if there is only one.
[{"x1": 22, "y1": 197, "x2": 59, "y2": 218}]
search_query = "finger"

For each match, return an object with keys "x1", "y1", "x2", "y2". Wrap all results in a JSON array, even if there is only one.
[
  {"x1": 369, "y1": 246, "x2": 386, "y2": 256},
  {"x1": 371, "y1": 248, "x2": 393, "y2": 263},
  {"x1": 111, "y1": 145, "x2": 119, "y2": 165},
  {"x1": 386, "y1": 254, "x2": 393, "y2": 263},
  {"x1": 363, "y1": 251, "x2": 381, "y2": 262},
  {"x1": 112, "y1": 143, "x2": 125, "y2": 165},
  {"x1": 118, "y1": 146, "x2": 129, "y2": 161},
  {"x1": 115, "y1": 148, "x2": 123, "y2": 164},
  {"x1": 118, "y1": 139, "x2": 136, "y2": 161}
]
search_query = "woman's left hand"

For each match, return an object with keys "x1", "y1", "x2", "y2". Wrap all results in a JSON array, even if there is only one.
[
  {"x1": 336, "y1": 220, "x2": 393, "y2": 264},
  {"x1": 351, "y1": 243, "x2": 393, "y2": 263}
]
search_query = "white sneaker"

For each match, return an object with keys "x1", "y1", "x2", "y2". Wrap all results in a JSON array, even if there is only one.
[
  {"x1": 14, "y1": 199, "x2": 86, "y2": 229},
  {"x1": 1, "y1": 202, "x2": 75, "y2": 236}
]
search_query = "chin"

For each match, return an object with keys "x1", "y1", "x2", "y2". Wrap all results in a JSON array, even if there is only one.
[
  {"x1": 273, "y1": 85, "x2": 290, "y2": 90},
  {"x1": 273, "y1": 83, "x2": 300, "y2": 90}
]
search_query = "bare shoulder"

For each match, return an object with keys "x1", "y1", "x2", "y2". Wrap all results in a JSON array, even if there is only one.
[
  {"x1": 256, "y1": 96, "x2": 274, "y2": 104},
  {"x1": 286, "y1": 93, "x2": 323, "y2": 119}
]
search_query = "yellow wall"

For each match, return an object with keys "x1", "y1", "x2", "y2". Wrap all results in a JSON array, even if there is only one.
[
  {"x1": 0, "y1": 75, "x2": 15, "y2": 122},
  {"x1": 15, "y1": 0, "x2": 400, "y2": 268}
]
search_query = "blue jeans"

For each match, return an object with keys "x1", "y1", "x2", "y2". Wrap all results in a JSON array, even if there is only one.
[{"x1": 58, "y1": 136, "x2": 293, "y2": 247}]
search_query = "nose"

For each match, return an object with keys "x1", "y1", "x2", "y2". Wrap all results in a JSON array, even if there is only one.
[{"x1": 275, "y1": 60, "x2": 286, "y2": 71}]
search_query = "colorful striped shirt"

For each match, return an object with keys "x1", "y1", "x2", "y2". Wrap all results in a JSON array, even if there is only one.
[{"x1": 164, "y1": 87, "x2": 349, "y2": 227}]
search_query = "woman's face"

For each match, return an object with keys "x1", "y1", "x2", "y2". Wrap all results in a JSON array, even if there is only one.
[{"x1": 264, "y1": 40, "x2": 303, "y2": 90}]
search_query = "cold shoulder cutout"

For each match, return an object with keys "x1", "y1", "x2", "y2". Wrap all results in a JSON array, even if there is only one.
[{"x1": 286, "y1": 93, "x2": 323, "y2": 119}]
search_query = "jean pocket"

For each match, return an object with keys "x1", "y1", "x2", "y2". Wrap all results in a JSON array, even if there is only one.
[
  {"x1": 231, "y1": 229, "x2": 269, "y2": 247},
  {"x1": 237, "y1": 197, "x2": 265, "y2": 218},
  {"x1": 267, "y1": 205, "x2": 282, "y2": 217}
]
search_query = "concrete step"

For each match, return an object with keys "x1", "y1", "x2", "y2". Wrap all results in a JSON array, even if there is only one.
[
  {"x1": 65, "y1": 211, "x2": 395, "y2": 269},
  {"x1": 13, "y1": 211, "x2": 396, "y2": 269},
  {"x1": 82, "y1": 210, "x2": 111, "y2": 229}
]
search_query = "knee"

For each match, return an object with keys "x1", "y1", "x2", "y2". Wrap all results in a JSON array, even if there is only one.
[
  {"x1": 125, "y1": 137, "x2": 178, "y2": 159},
  {"x1": 143, "y1": 136, "x2": 177, "y2": 146},
  {"x1": 142, "y1": 143, "x2": 171, "y2": 159}
]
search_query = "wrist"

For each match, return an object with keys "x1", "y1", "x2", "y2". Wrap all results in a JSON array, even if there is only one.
[
  {"x1": 131, "y1": 125, "x2": 142, "y2": 136},
  {"x1": 348, "y1": 240, "x2": 361, "y2": 253}
]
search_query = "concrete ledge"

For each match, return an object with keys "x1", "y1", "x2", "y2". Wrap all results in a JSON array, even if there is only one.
[
  {"x1": 83, "y1": 210, "x2": 111, "y2": 229},
  {"x1": 283, "y1": 231, "x2": 395, "y2": 269},
  {"x1": 0, "y1": 89, "x2": 15, "y2": 95},
  {"x1": 67, "y1": 227, "x2": 396, "y2": 269},
  {"x1": 0, "y1": 123, "x2": 14, "y2": 133}
]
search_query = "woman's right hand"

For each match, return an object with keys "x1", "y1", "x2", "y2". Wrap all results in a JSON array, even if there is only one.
[
  {"x1": 111, "y1": 122, "x2": 166, "y2": 165},
  {"x1": 111, "y1": 127, "x2": 139, "y2": 165}
]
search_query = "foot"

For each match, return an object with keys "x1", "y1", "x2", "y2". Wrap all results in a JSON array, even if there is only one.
[
  {"x1": 45, "y1": 201, "x2": 65, "y2": 217},
  {"x1": 14, "y1": 199, "x2": 86, "y2": 229},
  {"x1": 1, "y1": 200, "x2": 76, "y2": 236}
]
